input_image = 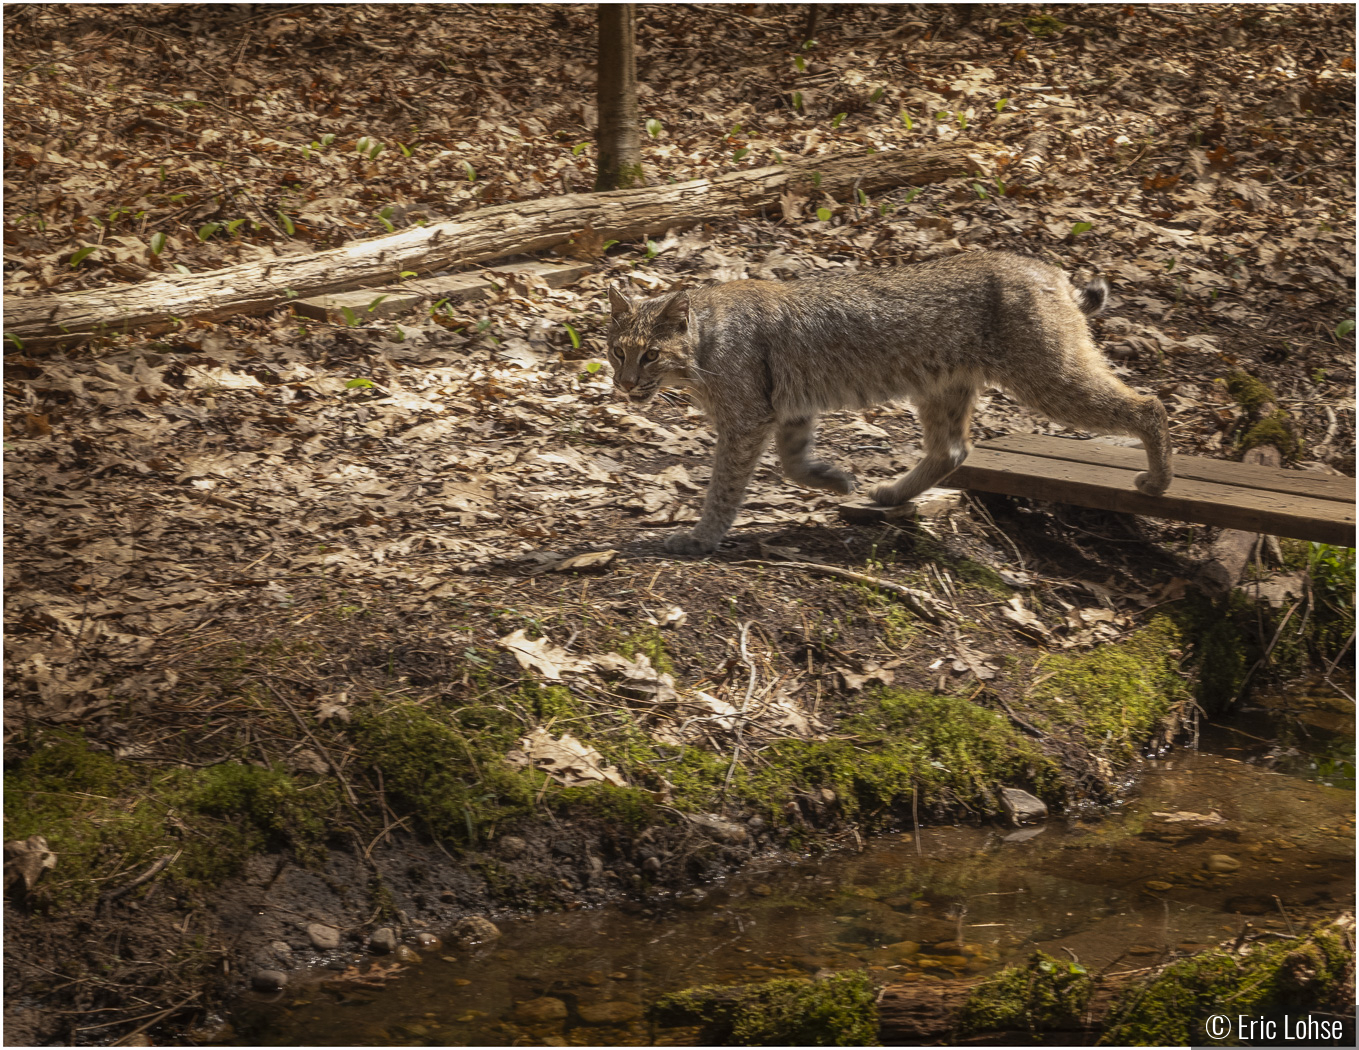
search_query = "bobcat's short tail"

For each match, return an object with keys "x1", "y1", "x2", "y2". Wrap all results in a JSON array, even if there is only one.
[{"x1": 1077, "y1": 276, "x2": 1110, "y2": 316}]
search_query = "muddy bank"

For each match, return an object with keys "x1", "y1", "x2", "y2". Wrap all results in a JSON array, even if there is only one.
[{"x1": 6, "y1": 506, "x2": 1351, "y2": 1046}]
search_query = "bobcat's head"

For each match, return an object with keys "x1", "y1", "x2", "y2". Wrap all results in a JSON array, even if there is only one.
[{"x1": 606, "y1": 284, "x2": 694, "y2": 404}]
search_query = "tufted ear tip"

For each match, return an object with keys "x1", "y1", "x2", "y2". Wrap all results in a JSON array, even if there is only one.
[
  {"x1": 661, "y1": 289, "x2": 690, "y2": 321},
  {"x1": 607, "y1": 282, "x2": 632, "y2": 316}
]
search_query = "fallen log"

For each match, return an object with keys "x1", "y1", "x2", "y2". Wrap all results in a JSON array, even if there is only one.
[{"x1": 5, "y1": 144, "x2": 999, "y2": 351}]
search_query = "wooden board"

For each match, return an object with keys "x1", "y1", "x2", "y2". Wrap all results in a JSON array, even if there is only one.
[
  {"x1": 947, "y1": 437, "x2": 1354, "y2": 546},
  {"x1": 980, "y1": 433, "x2": 1355, "y2": 505}
]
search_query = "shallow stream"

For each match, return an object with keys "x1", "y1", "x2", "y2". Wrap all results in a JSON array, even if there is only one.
[{"x1": 230, "y1": 682, "x2": 1354, "y2": 1046}]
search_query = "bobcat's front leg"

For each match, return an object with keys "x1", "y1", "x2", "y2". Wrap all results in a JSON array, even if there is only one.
[{"x1": 666, "y1": 422, "x2": 773, "y2": 555}]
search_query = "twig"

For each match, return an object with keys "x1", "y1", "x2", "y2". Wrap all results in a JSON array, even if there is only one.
[
  {"x1": 107, "y1": 991, "x2": 202, "y2": 1046},
  {"x1": 965, "y1": 492, "x2": 1026, "y2": 570},
  {"x1": 912, "y1": 783, "x2": 922, "y2": 858},
  {"x1": 729, "y1": 559, "x2": 950, "y2": 622},
  {"x1": 1233, "y1": 600, "x2": 1299, "y2": 704},
  {"x1": 721, "y1": 622, "x2": 758, "y2": 802},
  {"x1": 99, "y1": 850, "x2": 182, "y2": 907},
  {"x1": 993, "y1": 692, "x2": 1046, "y2": 738},
  {"x1": 262, "y1": 680, "x2": 361, "y2": 806},
  {"x1": 1273, "y1": 895, "x2": 1297, "y2": 937}
]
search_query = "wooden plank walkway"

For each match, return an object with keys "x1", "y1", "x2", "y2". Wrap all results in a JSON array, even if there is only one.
[{"x1": 842, "y1": 435, "x2": 1355, "y2": 547}]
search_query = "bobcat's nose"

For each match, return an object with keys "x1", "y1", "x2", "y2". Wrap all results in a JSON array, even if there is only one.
[{"x1": 617, "y1": 377, "x2": 637, "y2": 392}]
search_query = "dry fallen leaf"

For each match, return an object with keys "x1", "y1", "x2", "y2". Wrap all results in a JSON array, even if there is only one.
[
  {"x1": 498, "y1": 628, "x2": 591, "y2": 680},
  {"x1": 505, "y1": 728, "x2": 627, "y2": 787},
  {"x1": 4, "y1": 835, "x2": 57, "y2": 891}
]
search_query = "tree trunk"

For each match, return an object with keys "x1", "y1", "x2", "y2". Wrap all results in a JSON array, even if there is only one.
[
  {"x1": 801, "y1": 4, "x2": 819, "y2": 44},
  {"x1": 595, "y1": 3, "x2": 642, "y2": 191},
  {"x1": 5, "y1": 144, "x2": 999, "y2": 351}
]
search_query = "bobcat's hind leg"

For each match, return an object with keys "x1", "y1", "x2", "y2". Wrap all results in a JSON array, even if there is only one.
[
  {"x1": 776, "y1": 417, "x2": 856, "y2": 495},
  {"x1": 1016, "y1": 368, "x2": 1172, "y2": 496},
  {"x1": 870, "y1": 383, "x2": 977, "y2": 507}
]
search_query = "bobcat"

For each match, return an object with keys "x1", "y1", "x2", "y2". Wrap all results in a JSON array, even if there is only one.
[{"x1": 607, "y1": 251, "x2": 1172, "y2": 556}]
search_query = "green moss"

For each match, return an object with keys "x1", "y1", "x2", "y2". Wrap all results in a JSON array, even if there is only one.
[
  {"x1": 1193, "y1": 593, "x2": 1253, "y2": 712},
  {"x1": 956, "y1": 951, "x2": 1093, "y2": 1037},
  {"x1": 1239, "y1": 411, "x2": 1302, "y2": 462},
  {"x1": 1225, "y1": 371, "x2": 1276, "y2": 414},
  {"x1": 351, "y1": 702, "x2": 538, "y2": 845},
  {"x1": 1101, "y1": 923, "x2": 1353, "y2": 1045},
  {"x1": 1025, "y1": 616, "x2": 1188, "y2": 759},
  {"x1": 1023, "y1": 12, "x2": 1066, "y2": 36},
  {"x1": 751, "y1": 689, "x2": 1056, "y2": 824},
  {"x1": 551, "y1": 782, "x2": 658, "y2": 829},
  {"x1": 650, "y1": 971, "x2": 880, "y2": 1046},
  {"x1": 1225, "y1": 371, "x2": 1301, "y2": 463},
  {"x1": 3, "y1": 730, "x2": 337, "y2": 907},
  {"x1": 612, "y1": 625, "x2": 675, "y2": 676},
  {"x1": 524, "y1": 683, "x2": 582, "y2": 723}
]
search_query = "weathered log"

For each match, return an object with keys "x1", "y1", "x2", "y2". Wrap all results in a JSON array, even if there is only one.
[{"x1": 5, "y1": 144, "x2": 999, "y2": 351}]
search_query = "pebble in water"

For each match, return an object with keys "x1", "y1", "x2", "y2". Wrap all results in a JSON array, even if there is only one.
[
  {"x1": 1206, "y1": 853, "x2": 1242, "y2": 872},
  {"x1": 454, "y1": 915, "x2": 502, "y2": 948},
  {"x1": 394, "y1": 944, "x2": 422, "y2": 964},
  {"x1": 413, "y1": 931, "x2": 442, "y2": 950},
  {"x1": 577, "y1": 1001, "x2": 644, "y2": 1025},
  {"x1": 369, "y1": 927, "x2": 398, "y2": 954},
  {"x1": 513, "y1": 997, "x2": 568, "y2": 1024},
  {"x1": 306, "y1": 923, "x2": 341, "y2": 951},
  {"x1": 252, "y1": 969, "x2": 289, "y2": 993}
]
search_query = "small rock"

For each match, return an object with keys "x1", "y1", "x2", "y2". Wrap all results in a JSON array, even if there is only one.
[
  {"x1": 642, "y1": 855, "x2": 662, "y2": 874},
  {"x1": 413, "y1": 932, "x2": 441, "y2": 950},
  {"x1": 586, "y1": 854, "x2": 605, "y2": 875},
  {"x1": 454, "y1": 915, "x2": 502, "y2": 947},
  {"x1": 368, "y1": 927, "x2": 398, "y2": 954},
  {"x1": 499, "y1": 835, "x2": 528, "y2": 858},
  {"x1": 1206, "y1": 854, "x2": 1241, "y2": 873},
  {"x1": 686, "y1": 813, "x2": 749, "y2": 845},
  {"x1": 252, "y1": 969, "x2": 288, "y2": 993},
  {"x1": 1145, "y1": 880, "x2": 1174, "y2": 892},
  {"x1": 999, "y1": 787, "x2": 1048, "y2": 825},
  {"x1": 186, "y1": 1020, "x2": 235, "y2": 1044},
  {"x1": 577, "y1": 1000, "x2": 644, "y2": 1025},
  {"x1": 513, "y1": 996, "x2": 568, "y2": 1024},
  {"x1": 747, "y1": 815, "x2": 765, "y2": 830},
  {"x1": 751, "y1": 883, "x2": 773, "y2": 897},
  {"x1": 395, "y1": 944, "x2": 422, "y2": 964},
  {"x1": 306, "y1": 923, "x2": 341, "y2": 951}
]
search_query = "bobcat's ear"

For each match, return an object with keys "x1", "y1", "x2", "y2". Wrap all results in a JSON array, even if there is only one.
[
  {"x1": 661, "y1": 289, "x2": 690, "y2": 324},
  {"x1": 607, "y1": 283, "x2": 632, "y2": 317}
]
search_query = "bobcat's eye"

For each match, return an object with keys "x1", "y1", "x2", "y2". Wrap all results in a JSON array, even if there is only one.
[{"x1": 642, "y1": 348, "x2": 659, "y2": 364}]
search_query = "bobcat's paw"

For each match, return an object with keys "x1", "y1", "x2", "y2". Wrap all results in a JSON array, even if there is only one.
[
  {"x1": 1134, "y1": 471, "x2": 1171, "y2": 497},
  {"x1": 664, "y1": 530, "x2": 719, "y2": 556},
  {"x1": 806, "y1": 465, "x2": 857, "y2": 495},
  {"x1": 868, "y1": 481, "x2": 908, "y2": 507}
]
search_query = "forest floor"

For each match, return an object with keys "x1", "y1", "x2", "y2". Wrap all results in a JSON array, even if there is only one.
[{"x1": 3, "y1": 4, "x2": 1354, "y2": 1045}]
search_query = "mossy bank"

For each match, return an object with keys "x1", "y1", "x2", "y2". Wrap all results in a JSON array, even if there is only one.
[{"x1": 2, "y1": 548, "x2": 1340, "y2": 1044}]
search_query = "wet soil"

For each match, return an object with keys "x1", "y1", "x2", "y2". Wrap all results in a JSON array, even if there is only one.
[{"x1": 226, "y1": 692, "x2": 1355, "y2": 1047}]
